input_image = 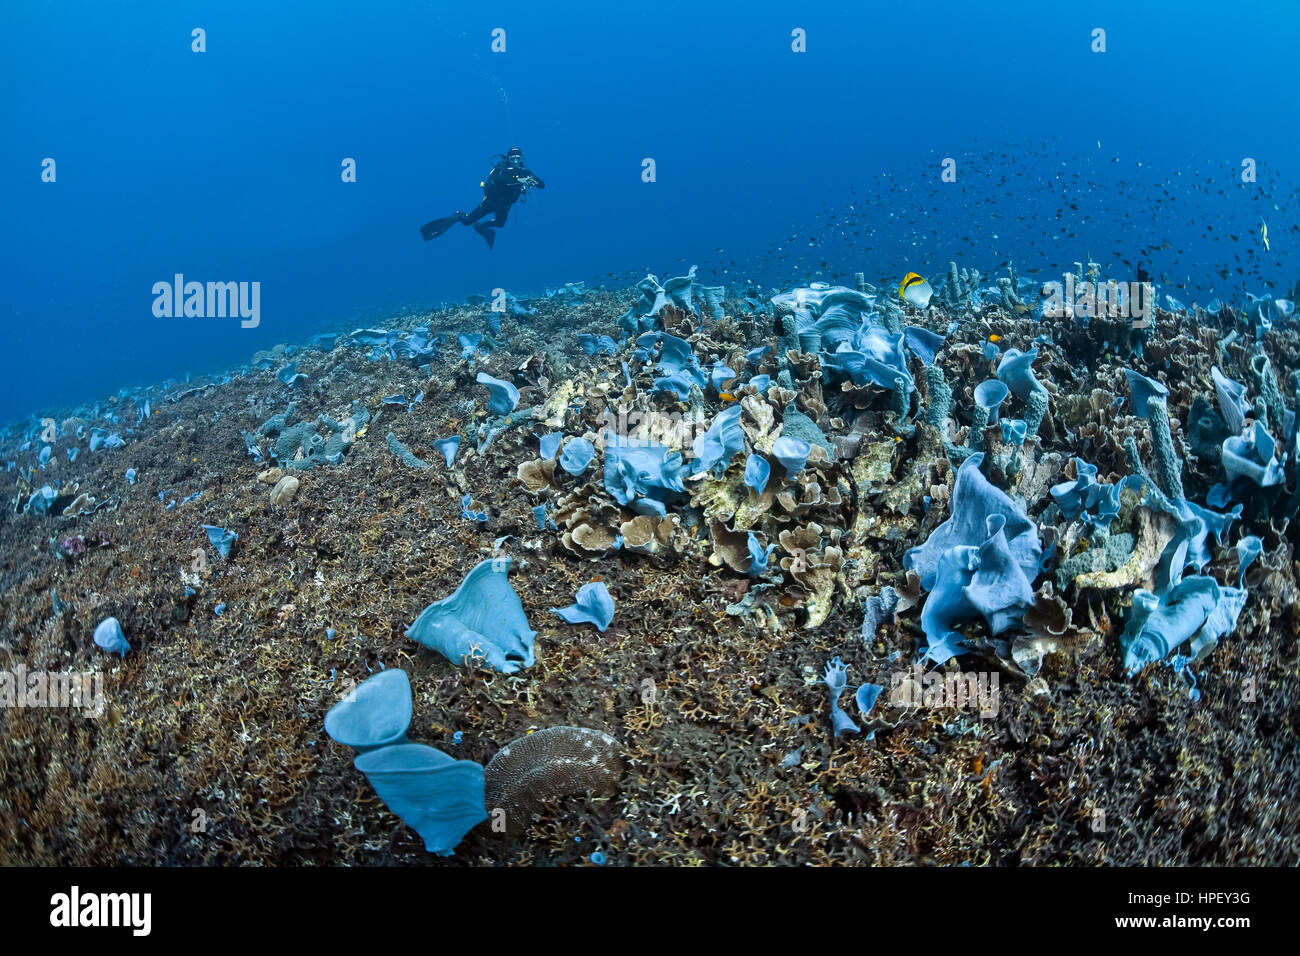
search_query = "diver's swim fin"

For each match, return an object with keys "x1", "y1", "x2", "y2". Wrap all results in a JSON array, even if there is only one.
[
  {"x1": 420, "y1": 213, "x2": 461, "y2": 241},
  {"x1": 473, "y1": 222, "x2": 496, "y2": 249}
]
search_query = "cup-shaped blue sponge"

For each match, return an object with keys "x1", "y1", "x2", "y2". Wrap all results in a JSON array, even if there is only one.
[
  {"x1": 324, "y1": 669, "x2": 412, "y2": 752},
  {"x1": 353, "y1": 743, "x2": 487, "y2": 856},
  {"x1": 974, "y1": 379, "x2": 1010, "y2": 425}
]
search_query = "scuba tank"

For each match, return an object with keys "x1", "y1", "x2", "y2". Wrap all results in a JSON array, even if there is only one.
[{"x1": 480, "y1": 153, "x2": 507, "y2": 189}]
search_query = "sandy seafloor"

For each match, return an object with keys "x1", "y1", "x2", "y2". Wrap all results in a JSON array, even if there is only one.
[{"x1": 1, "y1": 282, "x2": 1297, "y2": 866}]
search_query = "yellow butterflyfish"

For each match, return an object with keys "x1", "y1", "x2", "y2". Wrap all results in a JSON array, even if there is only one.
[{"x1": 898, "y1": 272, "x2": 933, "y2": 309}]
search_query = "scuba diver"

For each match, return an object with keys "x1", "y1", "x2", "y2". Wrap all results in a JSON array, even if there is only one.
[{"x1": 420, "y1": 147, "x2": 545, "y2": 249}]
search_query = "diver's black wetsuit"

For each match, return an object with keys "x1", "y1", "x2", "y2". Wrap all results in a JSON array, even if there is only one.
[
  {"x1": 420, "y1": 150, "x2": 546, "y2": 248},
  {"x1": 460, "y1": 159, "x2": 545, "y2": 229}
]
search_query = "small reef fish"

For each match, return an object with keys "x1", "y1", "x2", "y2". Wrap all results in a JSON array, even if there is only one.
[
  {"x1": 898, "y1": 272, "x2": 933, "y2": 309},
  {"x1": 1260, "y1": 220, "x2": 1270, "y2": 252}
]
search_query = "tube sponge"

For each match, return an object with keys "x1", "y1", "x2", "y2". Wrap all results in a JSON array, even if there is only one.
[
  {"x1": 1023, "y1": 388, "x2": 1050, "y2": 440},
  {"x1": 877, "y1": 297, "x2": 905, "y2": 334},
  {"x1": 997, "y1": 276, "x2": 1024, "y2": 312},
  {"x1": 775, "y1": 313, "x2": 801, "y2": 387},
  {"x1": 936, "y1": 261, "x2": 980, "y2": 311},
  {"x1": 860, "y1": 587, "x2": 899, "y2": 645},
  {"x1": 387, "y1": 432, "x2": 432, "y2": 470},
  {"x1": 891, "y1": 376, "x2": 911, "y2": 423},
  {"x1": 1144, "y1": 396, "x2": 1185, "y2": 501},
  {"x1": 923, "y1": 365, "x2": 952, "y2": 440},
  {"x1": 967, "y1": 404, "x2": 990, "y2": 452},
  {"x1": 1250, "y1": 353, "x2": 1287, "y2": 434}
]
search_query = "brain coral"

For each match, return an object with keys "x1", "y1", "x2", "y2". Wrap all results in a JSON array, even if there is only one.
[{"x1": 484, "y1": 726, "x2": 623, "y2": 831}]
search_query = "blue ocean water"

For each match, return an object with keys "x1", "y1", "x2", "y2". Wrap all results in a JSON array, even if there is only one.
[{"x1": 2, "y1": 0, "x2": 1297, "y2": 424}]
